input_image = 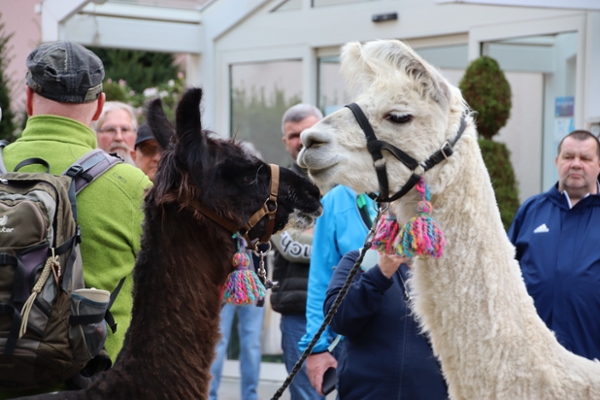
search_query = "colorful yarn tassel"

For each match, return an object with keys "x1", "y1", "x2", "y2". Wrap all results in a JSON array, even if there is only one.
[
  {"x1": 221, "y1": 234, "x2": 267, "y2": 305},
  {"x1": 370, "y1": 178, "x2": 445, "y2": 259},
  {"x1": 371, "y1": 212, "x2": 403, "y2": 256},
  {"x1": 397, "y1": 178, "x2": 445, "y2": 258}
]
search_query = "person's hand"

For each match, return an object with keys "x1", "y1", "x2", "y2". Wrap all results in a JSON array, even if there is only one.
[
  {"x1": 378, "y1": 254, "x2": 410, "y2": 278},
  {"x1": 306, "y1": 352, "x2": 337, "y2": 395}
]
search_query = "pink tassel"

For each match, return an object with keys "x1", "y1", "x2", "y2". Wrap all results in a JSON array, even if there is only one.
[
  {"x1": 371, "y1": 212, "x2": 403, "y2": 255},
  {"x1": 221, "y1": 235, "x2": 267, "y2": 305},
  {"x1": 371, "y1": 178, "x2": 445, "y2": 259}
]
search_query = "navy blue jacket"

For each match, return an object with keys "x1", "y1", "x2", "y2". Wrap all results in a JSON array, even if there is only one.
[
  {"x1": 324, "y1": 250, "x2": 448, "y2": 400},
  {"x1": 508, "y1": 184, "x2": 600, "y2": 361}
]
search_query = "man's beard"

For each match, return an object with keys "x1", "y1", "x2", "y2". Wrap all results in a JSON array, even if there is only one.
[{"x1": 109, "y1": 145, "x2": 136, "y2": 166}]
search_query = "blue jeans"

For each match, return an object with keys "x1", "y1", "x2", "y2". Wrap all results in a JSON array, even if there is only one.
[
  {"x1": 281, "y1": 314, "x2": 325, "y2": 400},
  {"x1": 209, "y1": 304, "x2": 265, "y2": 400}
]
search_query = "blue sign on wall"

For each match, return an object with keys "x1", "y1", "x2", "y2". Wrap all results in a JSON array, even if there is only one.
[{"x1": 555, "y1": 96, "x2": 574, "y2": 117}]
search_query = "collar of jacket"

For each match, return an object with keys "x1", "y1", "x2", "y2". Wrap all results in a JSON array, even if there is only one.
[
  {"x1": 546, "y1": 182, "x2": 600, "y2": 209},
  {"x1": 18, "y1": 114, "x2": 98, "y2": 149}
]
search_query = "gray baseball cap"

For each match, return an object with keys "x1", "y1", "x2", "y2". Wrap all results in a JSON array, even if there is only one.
[
  {"x1": 135, "y1": 124, "x2": 156, "y2": 148},
  {"x1": 26, "y1": 41, "x2": 104, "y2": 104}
]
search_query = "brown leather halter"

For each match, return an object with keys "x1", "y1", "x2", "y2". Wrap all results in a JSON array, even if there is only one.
[{"x1": 184, "y1": 164, "x2": 280, "y2": 250}]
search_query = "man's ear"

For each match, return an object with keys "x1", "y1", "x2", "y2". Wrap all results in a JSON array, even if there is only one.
[
  {"x1": 130, "y1": 149, "x2": 137, "y2": 164},
  {"x1": 92, "y1": 93, "x2": 106, "y2": 121},
  {"x1": 26, "y1": 86, "x2": 34, "y2": 116}
]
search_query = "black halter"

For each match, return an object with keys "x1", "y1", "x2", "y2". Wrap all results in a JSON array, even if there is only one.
[
  {"x1": 185, "y1": 164, "x2": 280, "y2": 250},
  {"x1": 345, "y1": 103, "x2": 467, "y2": 202}
]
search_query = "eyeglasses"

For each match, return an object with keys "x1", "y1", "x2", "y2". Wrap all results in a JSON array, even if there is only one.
[
  {"x1": 97, "y1": 126, "x2": 136, "y2": 136},
  {"x1": 137, "y1": 141, "x2": 162, "y2": 157}
]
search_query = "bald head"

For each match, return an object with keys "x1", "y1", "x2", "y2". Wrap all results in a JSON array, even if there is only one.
[{"x1": 26, "y1": 87, "x2": 105, "y2": 127}]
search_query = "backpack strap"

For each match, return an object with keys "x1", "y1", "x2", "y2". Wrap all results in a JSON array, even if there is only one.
[
  {"x1": 104, "y1": 277, "x2": 126, "y2": 334},
  {"x1": 14, "y1": 158, "x2": 50, "y2": 173},
  {"x1": 62, "y1": 150, "x2": 122, "y2": 222},
  {"x1": 62, "y1": 149, "x2": 123, "y2": 195},
  {"x1": 58, "y1": 150, "x2": 122, "y2": 292}
]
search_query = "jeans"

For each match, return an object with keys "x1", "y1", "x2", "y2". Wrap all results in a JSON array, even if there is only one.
[
  {"x1": 209, "y1": 304, "x2": 265, "y2": 400},
  {"x1": 281, "y1": 314, "x2": 325, "y2": 400}
]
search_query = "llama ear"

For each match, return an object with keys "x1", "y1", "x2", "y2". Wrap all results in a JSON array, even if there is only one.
[
  {"x1": 175, "y1": 88, "x2": 211, "y2": 179},
  {"x1": 407, "y1": 61, "x2": 452, "y2": 107},
  {"x1": 176, "y1": 87, "x2": 203, "y2": 138},
  {"x1": 393, "y1": 41, "x2": 452, "y2": 106},
  {"x1": 340, "y1": 41, "x2": 377, "y2": 93},
  {"x1": 175, "y1": 87, "x2": 210, "y2": 158},
  {"x1": 146, "y1": 97, "x2": 175, "y2": 150}
]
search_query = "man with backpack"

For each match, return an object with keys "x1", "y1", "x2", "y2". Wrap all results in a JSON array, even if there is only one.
[{"x1": 0, "y1": 41, "x2": 150, "y2": 397}]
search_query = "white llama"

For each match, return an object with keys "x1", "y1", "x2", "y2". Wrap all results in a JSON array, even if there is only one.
[{"x1": 297, "y1": 39, "x2": 600, "y2": 399}]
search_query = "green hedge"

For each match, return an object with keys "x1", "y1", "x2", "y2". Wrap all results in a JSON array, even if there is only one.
[{"x1": 478, "y1": 139, "x2": 520, "y2": 230}]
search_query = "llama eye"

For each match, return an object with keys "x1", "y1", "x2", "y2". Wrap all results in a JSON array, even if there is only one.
[
  {"x1": 386, "y1": 113, "x2": 413, "y2": 124},
  {"x1": 242, "y1": 175, "x2": 255, "y2": 185}
]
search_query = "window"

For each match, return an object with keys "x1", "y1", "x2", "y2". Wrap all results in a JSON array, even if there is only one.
[
  {"x1": 318, "y1": 55, "x2": 352, "y2": 116},
  {"x1": 230, "y1": 61, "x2": 303, "y2": 166}
]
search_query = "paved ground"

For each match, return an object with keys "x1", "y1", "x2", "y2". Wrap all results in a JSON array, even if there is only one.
[{"x1": 216, "y1": 360, "x2": 337, "y2": 400}]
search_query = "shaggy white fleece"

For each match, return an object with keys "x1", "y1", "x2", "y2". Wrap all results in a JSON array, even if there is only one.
[{"x1": 298, "y1": 39, "x2": 600, "y2": 399}]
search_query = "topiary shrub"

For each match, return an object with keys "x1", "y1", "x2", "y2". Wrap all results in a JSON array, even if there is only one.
[
  {"x1": 459, "y1": 56, "x2": 519, "y2": 230},
  {"x1": 460, "y1": 56, "x2": 511, "y2": 140},
  {"x1": 477, "y1": 139, "x2": 521, "y2": 230}
]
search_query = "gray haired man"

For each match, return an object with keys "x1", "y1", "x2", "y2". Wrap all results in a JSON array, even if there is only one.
[{"x1": 270, "y1": 104, "x2": 325, "y2": 400}]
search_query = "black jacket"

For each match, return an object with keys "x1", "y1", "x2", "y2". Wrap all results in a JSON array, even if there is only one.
[
  {"x1": 271, "y1": 248, "x2": 309, "y2": 315},
  {"x1": 270, "y1": 163, "x2": 312, "y2": 315}
]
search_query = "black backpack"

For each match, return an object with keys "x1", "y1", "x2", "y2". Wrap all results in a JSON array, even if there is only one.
[{"x1": 0, "y1": 143, "x2": 124, "y2": 391}]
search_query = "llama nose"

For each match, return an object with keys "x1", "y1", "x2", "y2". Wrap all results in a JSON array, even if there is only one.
[{"x1": 301, "y1": 128, "x2": 331, "y2": 150}]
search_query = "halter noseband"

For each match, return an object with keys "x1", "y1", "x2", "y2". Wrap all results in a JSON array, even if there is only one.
[
  {"x1": 345, "y1": 103, "x2": 467, "y2": 202},
  {"x1": 185, "y1": 163, "x2": 280, "y2": 250}
]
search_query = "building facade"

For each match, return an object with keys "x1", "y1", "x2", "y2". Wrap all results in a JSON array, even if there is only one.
[{"x1": 6, "y1": 0, "x2": 600, "y2": 200}]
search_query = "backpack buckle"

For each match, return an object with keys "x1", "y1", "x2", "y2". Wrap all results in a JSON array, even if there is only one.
[{"x1": 65, "y1": 164, "x2": 84, "y2": 178}]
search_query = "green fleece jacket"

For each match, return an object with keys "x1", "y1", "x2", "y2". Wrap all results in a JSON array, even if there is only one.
[{"x1": 2, "y1": 115, "x2": 150, "y2": 361}]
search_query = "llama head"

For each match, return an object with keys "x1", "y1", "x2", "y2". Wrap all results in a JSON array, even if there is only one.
[
  {"x1": 146, "y1": 88, "x2": 323, "y2": 243},
  {"x1": 298, "y1": 39, "x2": 468, "y2": 197}
]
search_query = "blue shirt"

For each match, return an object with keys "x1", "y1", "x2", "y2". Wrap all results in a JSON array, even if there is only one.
[
  {"x1": 299, "y1": 185, "x2": 375, "y2": 353},
  {"x1": 508, "y1": 183, "x2": 600, "y2": 360}
]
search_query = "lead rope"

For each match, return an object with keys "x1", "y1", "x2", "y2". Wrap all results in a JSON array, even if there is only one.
[
  {"x1": 254, "y1": 241, "x2": 273, "y2": 288},
  {"x1": 270, "y1": 207, "x2": 383, "y2": 400},
  {"x1": 255, "y1": 242, "x2": 274, "y2": 307},
  {"x1": 19, "y1": 249, "x2": 60, "y2": 338}
]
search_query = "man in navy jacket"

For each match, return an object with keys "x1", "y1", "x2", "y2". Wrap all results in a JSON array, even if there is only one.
[{"x1": 508, "y1": 129, "x2": 600, "y2": 361}]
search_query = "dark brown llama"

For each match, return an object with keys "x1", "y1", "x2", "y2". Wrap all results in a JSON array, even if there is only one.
[{"x1": 17, "y1": 87, "x2": 322, "y2": 400}]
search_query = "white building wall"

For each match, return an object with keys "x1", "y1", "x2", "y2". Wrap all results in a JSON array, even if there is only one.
[
  {"x1": 206, "y1": 0, "x2": 581, "y2": 204},
  {"x1": 21, "y1": 0, "x2": 600, "y2": 206}
]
